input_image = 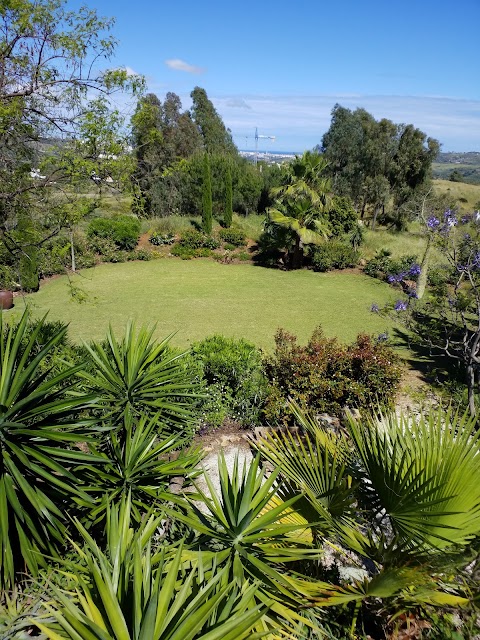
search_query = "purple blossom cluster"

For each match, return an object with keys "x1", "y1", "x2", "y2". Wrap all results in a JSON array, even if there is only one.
[
  {"x1": 370, "y1": 303, "x2": 380, "y2": 313},
  {"x1": 408, "y1": 263, "x2": 421, "y2": 277},
  {"x1": 443, "y1": 209, "x2": 458, "y2": 227},
  {"x1": 427, "y1": 215, "x2": 440, "y2": 230},
  {"x1": 394, "y1": 299, "x2": 408, "y2": 312}
]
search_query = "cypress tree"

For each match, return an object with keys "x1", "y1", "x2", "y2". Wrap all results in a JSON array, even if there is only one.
[
  {"x1": 202, "y1": 153, "x2": 213, "y2": 234},
  {"x1": 225, "y1": 166, "x2": 233, "y2": 228}
]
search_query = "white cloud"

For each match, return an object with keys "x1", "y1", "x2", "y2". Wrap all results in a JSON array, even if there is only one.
[
  {"x1": 165, "y1": 59, "x2": 205, "y2": 74},
  {"x1": 225, "y1": 98, "x2": 251, "y2": 110}
]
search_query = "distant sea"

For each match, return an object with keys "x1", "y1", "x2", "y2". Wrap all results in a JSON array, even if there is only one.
[{"x1": 240, "y1": 149, "x2": 298, "y2": 156}]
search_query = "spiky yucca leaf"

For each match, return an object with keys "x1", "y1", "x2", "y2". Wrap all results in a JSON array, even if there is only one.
[
  {"x1": 0, "y1": 311, "x2": 98, "y2": 588},
  {"x1": 36, "y1": 497, "x2": 268, "y2": 640},
  {"x1": 81, "y1": 323, "x2": 199, "y2": 434},
  {"x1": 81, "y1": 413, "x2": 202, "y2": 524}
]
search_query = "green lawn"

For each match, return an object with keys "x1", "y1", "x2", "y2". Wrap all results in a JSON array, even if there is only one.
[{"x1": 10, "y1": 259, "x2": 399, "y2": 351}]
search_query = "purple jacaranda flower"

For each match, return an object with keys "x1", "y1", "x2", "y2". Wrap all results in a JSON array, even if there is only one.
[
  {"x1": 461, "y1": 215, "x2": 470, "y2": 225},
  {"x1": 394, "y1": 299, "x2": 408, "y2": 312},
  {"x1": 427, "y1": 216, "x2": 440, "y2": 229},
  {"x1": 407, "y1": 289, "x2": 418, "y2": 298},
  {"x1": 387, "y1": 274, "x2": 397, "y2": 284},
  {"x1": 371, "y1": 303, "x2": 380, "y2": 313},
  {"x1": 376, "y1": 332, "x2": 389, "y2": 343},
  {"x1": 472, "y1": 252, "x2": 480, "y2": 269},
  {"x1": 409, "y1": 263, "x2": 421, "y2": 277},
  {"x1": 444, "y1": 212, "x2": 458, "y2": 227}
]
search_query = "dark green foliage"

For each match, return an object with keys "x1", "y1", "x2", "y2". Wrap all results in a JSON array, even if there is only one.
[
  {"x1": 218, "y1": 227, "x2": 246, "y2": 247},
  {"x1": 263, "y1": 327, "x2": 402, "y2": 423},
  {"x1": 178, "y1": 229, "x2": 219, "y2": 250},
  {"x1": 170, "y1": 245, "x2": 213, "y2": 260},
  {"x1": 309, "y1": 241, "x2": 359, "y2": 272},
  {"x1": 0, "y1": 264, "x2": 16, "y2": 290},
  {"x1": 87, "y1": 216, "x2": 141, "y2": 250},
  {"x1": 80, "y1": 323, "x2": 199, "y2": 436},
  {"x1": 0, "y1": 311, "x2": 97, "y2": 588},
  {"x1": 325, "y1": 196, "x2": 358, "y2": 237},
  {"x1": 190, "y1": 86, "x2": 237, "y2": 155},
  {"x1": 364, "y1": 250, "x2": 418, "y2": 281},
  {"x1": 19, "y1": 248, "x2": 39, "y2": 292},
  {"x1": 225, "y1": 166, "x2": 233, "y2": 227},
  {"x1": 191, "y1": 335, "x2": 268, "y2": 427},
  {"x1": 202, "y1": 153, "x2": 213, "y2": 234},
  {"x1": 320, "y1": 104, "x2": 439, "y2": 218},
  {"x1": 449, "y1": 169, "x2": 464, "y2": 182}
]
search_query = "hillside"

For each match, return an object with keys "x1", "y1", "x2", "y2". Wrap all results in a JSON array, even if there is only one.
[
  {"x1": 433, "y1": 151, "x2": 480, "y2": 184},
  {"x1": 433, "y1": 178, "x2": 480, "y2": 212}
]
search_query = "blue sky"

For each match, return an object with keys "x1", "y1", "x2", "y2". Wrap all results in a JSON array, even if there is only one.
[{"x1": 85, "y1": 0, "x2": 479, "y2": 152}]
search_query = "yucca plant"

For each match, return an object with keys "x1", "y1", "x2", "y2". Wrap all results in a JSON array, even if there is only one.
[
  {"x1": 81, "y1": 323, "x2": 199, "y2": 435},
  {"x1": 0, "y1": 310, "x2": 98, "y2": 588},
  {"x1": 82, "y1": 413, "x2": 203, "y2": 524},
  {"x1": 36, "y1": 497, "x2": 268, "y2": 640},
  {"x1": 165, "y1": 453, "x2": 330, "y2": 633}
]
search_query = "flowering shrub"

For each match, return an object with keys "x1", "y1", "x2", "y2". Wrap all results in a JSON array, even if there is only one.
[
  {"x1": 364, "y1": 251, "x2": 419, "y2": 283},
  {"x1": 263, "y1": 327, "x2": 402, "y2": 424}
]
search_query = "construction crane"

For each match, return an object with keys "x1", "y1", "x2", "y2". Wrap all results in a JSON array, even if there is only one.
[{"x1": 254, "y1": 127, "x2": 275, "y2": 166}]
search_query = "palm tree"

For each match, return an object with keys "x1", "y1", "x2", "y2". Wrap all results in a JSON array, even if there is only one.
[
  {"x1": 255, "y1": 403, "x2": 476, "y2": 622},
  {"x1": 267, "y1": 152, "x2": 332, "y2": 269}
]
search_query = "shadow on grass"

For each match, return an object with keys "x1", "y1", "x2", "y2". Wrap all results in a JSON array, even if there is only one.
[{"x1": 391, "y1": 325, "x2": 465, "y2": 388}]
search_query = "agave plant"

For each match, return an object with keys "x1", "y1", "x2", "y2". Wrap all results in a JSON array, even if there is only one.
[
  {"x1": 36, "y1": 497, "x2": 268, "y2": 640},
  {"x1": 83, "y1": 413, "x2": 203, "y2": 524},
  {"x1": 0, "y1": 311, "x2": 98, "y2": 588},
  {"x1": 80, "y1": 323, "x2": 199, "y2": 435}
]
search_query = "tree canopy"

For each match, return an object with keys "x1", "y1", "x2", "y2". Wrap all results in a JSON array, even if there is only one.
[{"x1": 319, "y1": 104, "x2": 439, "y2": 227}]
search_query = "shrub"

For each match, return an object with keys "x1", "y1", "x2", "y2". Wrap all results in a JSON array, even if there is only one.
[
  {"x1": 191, "y1": 335, "x2": 268, "y2": 428},
  {"x1": 364, "y1": 250, "x2": 419, "y2": 282},
  {"x1": 87, "y1": 215, "x2": 141, "y2": 250},
  {"x1": 219, "y1": 227, "x2": 247, "y2": 247},
  {"x1": 263, "y1": 327, "x2": 402, "y2": 424},
  {"x1": 309, "y1": 241, "x2": 359, "y2": 272},
  {"x1": 178, "y1": 229, "x2": 206, "y2": 249},
  {"x1": 0, "y1": 264, "x2": 16, "y2": 290},
  {"x1": 149, "y1": 232, "x2": 175, "y2": 246},
  {"x1": 325, "y1": 196, "x2": 358, "y2": 237},
  {"x1": 130, "y1": 249, "x2": 153, "y2": 261}
]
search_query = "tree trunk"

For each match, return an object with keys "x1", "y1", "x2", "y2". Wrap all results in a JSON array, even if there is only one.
[
  {"x1": 416, "y1": 236, "x2": 432, "y2": 299},
  {"x1": 70, "y1": 229, "x2": 76, "y2": 272},
  {"x1": 371, "y1": 206, "x2": 380, "y2": 231},
  {"x1": 467, "y1": 362, "x2": 476, "y2": 418}
]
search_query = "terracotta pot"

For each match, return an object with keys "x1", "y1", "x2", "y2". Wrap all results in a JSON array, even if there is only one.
[{"x1": 0, "y1": 290, "x2": 13, "y2": 310}]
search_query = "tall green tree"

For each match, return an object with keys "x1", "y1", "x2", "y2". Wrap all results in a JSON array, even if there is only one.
[
  {"x1": 190, "y1": 87, "x2": 237, "y2": 155},
  {"x1": 224, "y1": 165, "x2": 233, "y2": 227},
  {"x1": 319, "y1": 104, "x2": 439, "y2": 225},
  {"x1": 202, "y1": 153, "x2": 213, "y2": 234},
  {"x1": 0, "y1": 0, "x2": 143, "y2": 283}
]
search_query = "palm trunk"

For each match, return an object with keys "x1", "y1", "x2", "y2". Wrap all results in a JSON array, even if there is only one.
[
  {"x1": 290, "y1": 235, "x2": 304, "y2": 270},
  {"x1": 70, "y1": 229, "x2": 76, "y2": 272}
]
